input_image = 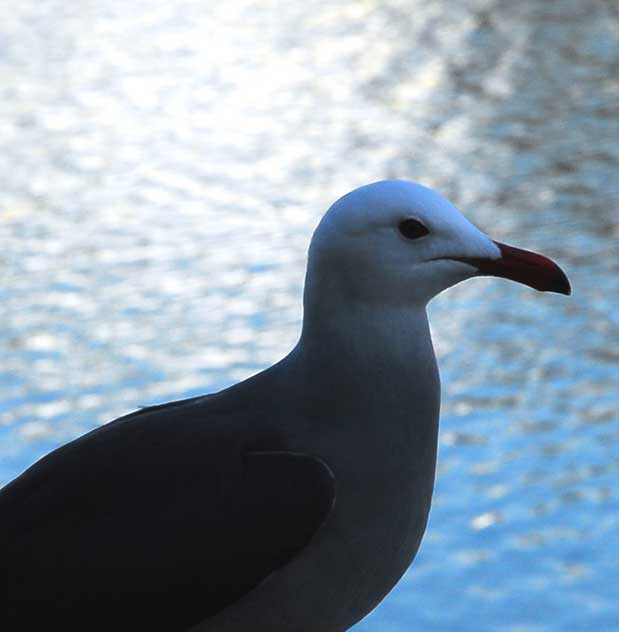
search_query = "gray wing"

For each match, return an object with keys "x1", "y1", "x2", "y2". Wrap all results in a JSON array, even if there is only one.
[{"x1": 1, "y1": 397, "x2": 335, "y2": 632}]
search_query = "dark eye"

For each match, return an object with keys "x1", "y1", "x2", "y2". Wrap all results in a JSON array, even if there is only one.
[{"x1": 398, "y1": 218, "x2": 429, "y2": 240}]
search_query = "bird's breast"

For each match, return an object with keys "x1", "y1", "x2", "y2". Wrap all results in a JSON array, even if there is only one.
[{"x1": 312, "y1": 404, "x2": 439, "y2": 628}]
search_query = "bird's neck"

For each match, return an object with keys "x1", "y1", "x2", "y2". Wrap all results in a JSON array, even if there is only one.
[
  {"x1": 289, "y1": 299, "x2": 441, "y2": 555},
  {"x1": 292, "y1": 299, "x2": 440, "y2": 424}
]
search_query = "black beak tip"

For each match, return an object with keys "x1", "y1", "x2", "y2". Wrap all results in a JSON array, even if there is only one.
[
  {"x1": 553, "y1": 274, "x2": 571, "y2": 296},
  {"x1": 544, "y1": 263, "x2": 571, "y2": 296}
]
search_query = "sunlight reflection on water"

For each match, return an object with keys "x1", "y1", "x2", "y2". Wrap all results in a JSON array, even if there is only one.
[{"x1": 1, "y1": 1, "x2": 617, "y2": 630}]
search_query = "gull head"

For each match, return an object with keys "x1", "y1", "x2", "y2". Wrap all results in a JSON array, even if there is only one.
[{"x1": 306, "y1": 180, "x2": 570, "y2": 308}]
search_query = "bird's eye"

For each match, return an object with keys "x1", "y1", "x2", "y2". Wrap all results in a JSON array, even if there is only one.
[{"x1": 398, "y1": 219, "x2": 429, "y2": 240}]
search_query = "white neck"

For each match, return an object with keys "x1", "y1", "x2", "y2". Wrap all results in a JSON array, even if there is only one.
[{"x1": 291, "y1": 290, "x2": 440, "y2": 430}]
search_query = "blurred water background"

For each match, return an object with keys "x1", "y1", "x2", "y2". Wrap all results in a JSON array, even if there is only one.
[{"x1": 1, "y1": 0, "x2": 618, "y2": 630}]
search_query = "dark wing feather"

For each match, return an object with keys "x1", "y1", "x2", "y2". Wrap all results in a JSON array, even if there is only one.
[{"x1": 0, "y1": 398, "x2": 335, "y2": 632}]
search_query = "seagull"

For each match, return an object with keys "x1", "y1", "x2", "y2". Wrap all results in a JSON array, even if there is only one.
[{"x1": 1, "y1": 180, "x2": 570, "y2": 632}]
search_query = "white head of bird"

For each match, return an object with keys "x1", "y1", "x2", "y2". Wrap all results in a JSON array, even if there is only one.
[{"x1": 304, "y1": 180, "x2": 569, "y2": 312}]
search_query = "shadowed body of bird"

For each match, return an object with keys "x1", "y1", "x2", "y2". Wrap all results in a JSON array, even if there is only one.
[{"x1": 1, "y1": 180, "x2": 569, "y2": 631}]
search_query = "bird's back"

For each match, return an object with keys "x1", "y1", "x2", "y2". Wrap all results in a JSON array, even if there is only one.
[{"x1": 1, "y1": 385, "x2": 334, "y2": 631}]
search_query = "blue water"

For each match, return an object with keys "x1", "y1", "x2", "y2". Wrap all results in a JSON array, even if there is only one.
[{"x1": 1, "y1": 1, "x2": 617, "y2": 630}]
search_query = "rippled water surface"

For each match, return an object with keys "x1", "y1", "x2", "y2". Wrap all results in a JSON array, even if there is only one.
[{"x1": 1, "y1": 1, "x2": 618, "y2": 630}]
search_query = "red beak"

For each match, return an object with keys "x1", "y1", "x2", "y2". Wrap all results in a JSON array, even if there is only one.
[{"x1": 453, "y1": 241, "x2": 571, "y2": 295}]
